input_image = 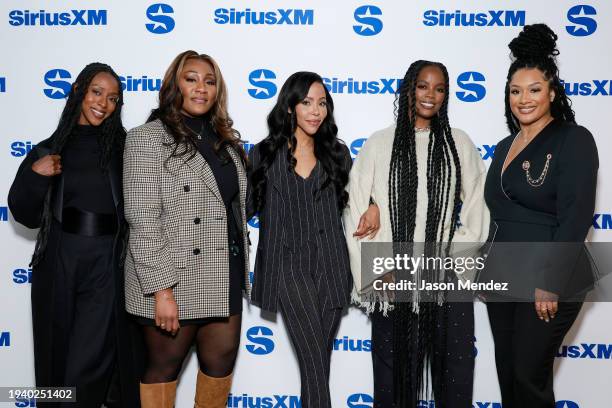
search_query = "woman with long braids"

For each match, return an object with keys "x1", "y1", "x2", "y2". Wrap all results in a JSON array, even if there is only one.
[
  {"x1": 8, "y1": 63, "x2": 141, "y2": 407},
  {"x1": 483, "y1": 24, "x2": 598, "y2": 407},
  {"x1": 123, "y1": 50, "x2": 249, "y2": 407},
  {"x1": 344, "y1": 61, "x2": 490, "y2": 407},
  {"x1": 248, "y1": 71, "x2": 378, "y2": 408}
]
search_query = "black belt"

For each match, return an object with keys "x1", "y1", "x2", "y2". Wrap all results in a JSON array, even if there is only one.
[{"x1": 61, "y1": 207, "x2": 117, "y2": 236}]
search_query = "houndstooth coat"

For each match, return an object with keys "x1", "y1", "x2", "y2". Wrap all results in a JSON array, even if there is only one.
[{"x1": 123, "y1": 119, "x2": 250, "y2": 319}]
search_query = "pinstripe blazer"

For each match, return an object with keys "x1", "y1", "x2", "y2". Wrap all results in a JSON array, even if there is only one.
[
  {"x1": 123, "y1": 119, "x2": 250, "y2": 319},
  {"x1": 249, "y1": 143, "x2": 353, "y2": 313}
]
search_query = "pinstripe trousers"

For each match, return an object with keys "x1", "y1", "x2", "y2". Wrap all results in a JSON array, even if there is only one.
[{"x1": 278, "y1": 255, "x2": 343, "y2": 408}]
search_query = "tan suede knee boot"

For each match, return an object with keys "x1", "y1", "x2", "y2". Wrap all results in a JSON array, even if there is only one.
[
  {"x1": 194, "y1": 370, "x2": 233, "y2": 408},
  {"x1": 140, "y1": 380, "x2": 177, "y2": 408}
]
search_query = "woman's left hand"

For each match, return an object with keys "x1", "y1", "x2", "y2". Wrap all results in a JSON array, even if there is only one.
[
  {"x1": 354, "y1": 203, "x2": 380, "y2": 240},
  {"x1": 534, "y1": 288, "x2": 559, "y2": 323}
]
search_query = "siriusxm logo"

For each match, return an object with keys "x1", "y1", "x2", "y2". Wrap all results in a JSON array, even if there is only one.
[
  {"x1": 245, "y1": 326, "x2": 274, "y2": 355},
  {"x1": 44, "y1": 69, "x2": 162, "y2": 99},
  {"x1": 228, "y1": 393, "x2": 300, "y2": 408},
  {"x1": 0, "y1": 77, "x2": 5, "y2": 92},
  {"x1": 0, "y1": 331, "x2": 10, "y2": 347},
  {"x1": 419, "y1": 402, "x2": 501, "y2": 408},
  {"x1": 423, "y1": 10, "x2": 525, "y2": 27},
  {"x1": 478, "y1": 144, "x2": 496, "y2": 160},
  {"x1": 44, "y1": 69, "x2": 71, "y2": 99},
  {"x1": 333, "y1": 336, "x2": 371, "y2": 352},
  {"x1": 248, "y1": 69, "x2": 277, "y2": 99},
  {"x1": 566, "y1": 5, "x2": 597, "y2": 36},
  {"x1": 14, "y1": 398, "x2": 37, "y2": 407},
  {"x1": 557, "y1": 343, "x2": 612, "y2": 359},
  {"x1": 323, "y1": 76, "x2": 402, "y2": 95},
  {"x1": 347, "y1": 393, "x2": 373, "y2": 408},
  {"x1": 13, "y1": 268, "x2": 33, "y2": 284},
  {"x1": 146, "y1": 3, "x2": 174, "y2": 34},
  {"x1": 593, "y1": 213, "x2": 611, "y2": 230},
  {"x1": 248, "y1": 69, "x2": 402, "y2": 99},
  {"x1": 9, "y1": 9, "x2": 107, "y2": 27},
  {"x1": 456, "y1": 71, "x2": 486, "y2": 102},
  {"x1": 350, "y1": 138, "x2": 367, "y2": 159},
  {"x1": 11, "y1": 141, "x2": 36, "y2": 157},
  {"x1": 562, "y1": 80, "x2": 611, "y2": 96},
  {"x1": 556, "y1": 401, "x2": 580, "y2": 408},
  {"x1": 248, "y1": 215, "x2": 260, "y2": 229},
  {"x1": 214, "y1": 8, "x2": 313, "y2": 25},
  {"x1": 353, "y1": 5, "x2": 383, "y2": 36},
  {"x1": 242, "y1": 141, "x2": 255, "y2": 155},
  {"x1": 0, "y1": 207, "x2": 8, "y2": 222}
]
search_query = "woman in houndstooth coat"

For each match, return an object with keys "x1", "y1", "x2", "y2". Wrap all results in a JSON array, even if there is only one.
[{"x1": 123, "y1": 51, "x2": 250, "y2": 408}]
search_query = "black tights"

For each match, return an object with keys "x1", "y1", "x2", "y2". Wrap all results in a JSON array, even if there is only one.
[{"x1": 141, "y1": 314, "x2": 241, "y2": 384}]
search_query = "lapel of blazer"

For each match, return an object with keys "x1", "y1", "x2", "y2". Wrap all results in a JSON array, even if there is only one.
[
  {"x1": 162, "y1": 129, "x2": 223, "y2": 203},
  {"x1": 226, "y1": 145, "x2": 247, "y2": 214},
  {"x1": 269, "y1": 143, "x2": 287, "y2": 194}
]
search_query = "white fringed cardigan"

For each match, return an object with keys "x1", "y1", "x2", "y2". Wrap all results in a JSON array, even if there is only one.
[{"x1": 343, "y1": 125, "x2": 490, "y2": 314}]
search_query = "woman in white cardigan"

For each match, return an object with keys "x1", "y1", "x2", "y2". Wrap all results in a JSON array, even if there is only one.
[{"x1": 344, "y1": 61, "x2": 489, "y2": 408}]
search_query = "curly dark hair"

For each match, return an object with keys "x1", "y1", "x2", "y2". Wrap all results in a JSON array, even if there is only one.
[
  {"x1": 32, "y1": 62, "x2": 126, "y2": 267},
  {"x1": 148, "y1": 50, "x2": 245, "y2": 163},
  {"x1": 390, "y1": 60, "x2": 462, "y2": 407},
  {"x1": 505, "y1": 23, "x2": 576, "y2": 133},
  {"x1": 250, "y1": 71, "x2": 349, "y2": 212}
]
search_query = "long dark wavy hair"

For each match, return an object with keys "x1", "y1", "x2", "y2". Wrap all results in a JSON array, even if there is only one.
[
  {"x1": 390, "y1": 60, "x2": 462, "y2": 407},
  {"x1": 250, "y1": 71, "x2": 349, "y2": 212},
  {"x1": 31, "y1": 62, "x2": 126, "y2": 266},
  {"x1": 505, "y1": 23, "x2": 576, "y2": 133},
  {"x1": 148, "y1": 50, "x2": 245, "y2": 162}
]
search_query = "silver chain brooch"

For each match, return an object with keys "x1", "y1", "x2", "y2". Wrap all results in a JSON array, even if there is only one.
[{"x1": 522, "y1": 153, "x2": 552, "y2": 187}]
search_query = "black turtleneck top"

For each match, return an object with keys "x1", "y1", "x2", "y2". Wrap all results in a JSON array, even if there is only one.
[
  {"x1": 62, "y1": 124, "x2": 116, "y2": 214},
  {"x1": 183, "y1": 114, "x2": 240, "y2": 213}
]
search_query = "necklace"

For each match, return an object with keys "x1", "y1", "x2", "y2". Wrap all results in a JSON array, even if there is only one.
[
  {"x1": 414, "y1": 126, "x2": 430, "y2": 132},
  {"x1": 187, "y1": 120, "x2": 204, "y2": 140}
]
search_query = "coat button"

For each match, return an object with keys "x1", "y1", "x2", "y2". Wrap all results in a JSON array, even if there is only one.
[
  {"x1": 183, "y1": 185, "x2": 190, "y2": 192},
  {"x1": 193, "y1": 248, "x2": 200, "y2": 255},
  {"x1": 194, "y1": 218, "x2": 201, "y2": 224}
]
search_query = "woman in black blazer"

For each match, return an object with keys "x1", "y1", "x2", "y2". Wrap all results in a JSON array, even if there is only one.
[
  {"x1": 8, "y1": 63, "x2": 141, "y2": 407},
  {"x1": 483, "y1": 24, "x2": 598, "y2": 408},
  {"x1": 248, "y1": 71, "x2": 378, "y2": 408}
]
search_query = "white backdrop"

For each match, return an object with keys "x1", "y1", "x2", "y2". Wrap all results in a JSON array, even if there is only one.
[{"x1": 1, "y1": 1, "x2": 611, "y2": 407}]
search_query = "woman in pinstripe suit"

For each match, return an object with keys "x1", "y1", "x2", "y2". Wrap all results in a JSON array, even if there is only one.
[
  {"x1": 248, "y1": 71, "x2": 379, "y2": 408},
  {"x1": 123, "y1": 51, "x2": 250, "y2": 407}
]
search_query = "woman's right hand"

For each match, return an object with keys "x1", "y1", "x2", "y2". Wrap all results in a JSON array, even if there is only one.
[
  {"x1": 31, "y1": 154, "x2": 62, "y2": 176},
  {"x1": 154, "y1": 288, "x2": 180, "y2": 335}
]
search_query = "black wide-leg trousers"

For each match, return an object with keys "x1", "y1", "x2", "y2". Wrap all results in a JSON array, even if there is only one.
[
  {"x1": 34, "y1": 226, "x2": 117, "y2": 408},
  {"x1": 372, "y1": 302, "x2": 475, "y2": 408},
  {"x1": 486, "y1": 301, "x2": 583, "y2": 408}
]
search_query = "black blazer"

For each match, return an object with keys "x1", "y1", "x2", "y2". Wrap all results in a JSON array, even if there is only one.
[
  {"x1": 483, "y1": 119, "x2": 598, "y2": 299},
  {"x1": 248, "y1": 143, "x2": 353, "y2": 313}
]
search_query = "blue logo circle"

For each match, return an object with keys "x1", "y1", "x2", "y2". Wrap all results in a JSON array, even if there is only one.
[
  {"x1": 245, "y1": 326, "x2": 275, "y2": 355},
  {"x1": 44, "y1": 69, "x2": 72, "y2": 99},
  {"x1": 566, "y1": 5, "x2": 597, "y2": 37},
  {"x1": 456, "y1": 71, "x2": 486, "y2": 102},
  {"x1": 353, "y1": 5, "x2": 383, "y2": 36},
  {"x1": 248, "y1": 69, "x2": 277, "y2": 99},
  {"x1": 146, "y1": 3, "x2": 175, "y2": 34}
]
